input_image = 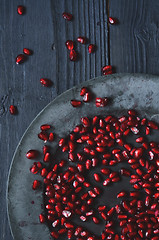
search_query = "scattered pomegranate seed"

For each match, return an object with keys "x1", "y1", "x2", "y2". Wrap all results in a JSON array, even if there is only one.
[
  {"x1": 88, "y1": 44, "x2": 95, "y2": 53},
  {"x1": 70, "y1": 100, "x2": 82, "y2": 107},
  {"x1": 17, "y1": 5, "x2": 25, "y2": 15},
  {"x1": 77, "y1": 36, "x2": 87, "y2": 44},
  {"x1": 32, "y1": 180, "x2": 40, "y2": 190},
  {"x1": 62, "y1": 12, "x2": 73, "y2": 21},
  {"x1": 9, "y1": 105, "x2": 17, "y2": 115},
  {"x1": 40, "y1": 78, "x2": 52, "y2": 87},
  {"x1": 109, "y1": 17, "x2": 117, "y2": 25},
  {"x1": 23, "y1": 48, "x2": 32, "y2": 55},
  {"x1": 39, "y1": 214, "x2": 45, "y2": 223},
  {"x1": 102, "y1": 65, "x2": 113, "y2": 75},
  {"x1": 26, "y1": 150, "x2": 38, "y2": 159},
  {"x1": 65, "y1": 40, "x2": 74, "y2": 50},
  {"x1": 69, "y1": 50, "x2": 78, "y2": 61},
  {"x1": 16, "y1": 54, "x2": 26, "y2": 64}
]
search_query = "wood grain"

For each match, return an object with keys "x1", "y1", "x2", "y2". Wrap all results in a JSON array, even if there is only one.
[
  {"x1": 0, "y1": 0, "x2": 108, "y2": 239},
  {"x1": 109, "y1": 0, "x2": 159, "y2": 74}
]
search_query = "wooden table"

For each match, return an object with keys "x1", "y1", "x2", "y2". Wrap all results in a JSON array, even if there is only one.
[{"x1": 1, "y1": 0, "x2": 159, "y2": 239}]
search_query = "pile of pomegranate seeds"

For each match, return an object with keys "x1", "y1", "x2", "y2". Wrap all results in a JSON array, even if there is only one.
[{"x1": 28, "y1": 86, "x2": 159, "y2": 240}]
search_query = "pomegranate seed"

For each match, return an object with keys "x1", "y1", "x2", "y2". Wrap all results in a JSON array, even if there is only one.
[
  {"x1": 17, "y1": 5, "x2": 25, "y2": 15},
  {"x1": 39, "y1": 214, "x2": 45, "y2": 223},
  {"x1": 43, "y1": 145, "x2": 50, "y2": 155},
  {"x1": 38, "y1": 132, "x2": 48, "y2": 141},
  {"x1": 62, "y1": 12, "x2": 73, "y2": 21},
  {"x1": 103, "y1": 178, "x2": 111, "y2": 186},
  {"x1": 16, "y1": 54, "x2": 26, "y2": 64},
  {"x1": 77, "y1": 36, "x2": 87, "y2": 44},
  {"x1": 23, "y1": 48, "x2": 32, "y2": 55},
  {"x1": 69, "y1": 50, "x2": 78, "y2": 61},
  {"x1": 88, "y1": 44, "x2": 95, "y2": 53},
  {"x1": 92, "y1": 217, "x2": 100, "y2": 224},
  {"x1": 83, "y1": 92, "x2": 92, "y2": 102},
  {"x1": 40, "y1": 78, "x2": 52, "y2": 87},
  {"x1": 71, "y1": 100, "x2": 82, "y2": 107},
  {"x1": 102, "y1": 65, "x2": 113, "y2": 75},
  {"x1": 65, "y1": 40, "x2": 74, "y2": 50},
  {"x1": 32, "y1": 180, "x2": 40, "y2": 190},
  {"x1": 96, "y1": 97, "x2": 109, "y2": 107},
  {"x1": 9, "y1": 105, "x2": 17, "y2": 115},
  {"x1": 49, "y1": 132, "x2": 54, "y2": 141},
  {"x1": 26, "y1": 150, "x2": 38, "y2": 159},
  {"x1": 117, "y1": 191, "x2": 127, "y2": 198},
  {"x1": 50, "y1": 231, "x2": 59, "y2": 239},
  {"x1": 40, "y1": 124, "x2": 51, "y2": 131}
]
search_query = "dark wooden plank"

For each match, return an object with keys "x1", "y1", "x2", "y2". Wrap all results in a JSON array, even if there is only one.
[
  {"x1": 109, "y1": 0, "x2": 159, "y2": 75},
  {"x1": 0, "y1": 0, "x2": 108, "y2": 239}
]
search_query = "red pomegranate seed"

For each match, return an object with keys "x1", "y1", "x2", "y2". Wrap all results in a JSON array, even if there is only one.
[
  {"x1": 49, "y1": 132, "x2": 54, "y2": 142},
  {"x1": 50, "y1": 231, "x2": 59, "y2": 239},
  {"x1": 23, "y1": 48, "x2": 32, "y2": 55},
  {"x1": 93, "y1": 173, "x2": 101, "y2": 182},
  {"x1": 40, "y1": 124, "x2": 51, "y2": 131},
  {"x1": 16, "y1": 54, "x2": 26, "y2": 64},
  {"x1": 77, "y1": 36, "x2": 87, "y2": 44},
  {"x1": 40, "y1": 78, "x2": 52, "y2": 87},
  {"x1": 17, "y1": 5, "x2": 25, "y2": 15},
  {"x1": 9, "y1": 105, "x2": 17, "y2": 115},
  {"x1": 88, "y1": 44, "x2": 95, "y2": 53},
  {"x1": 26, "y1": 150, "x2": 38, "y2": 159},
  {"x1": 92, "y1": 217, "x2": 100, "y2": 224},
  {"x1": 69, "y1": 50, "x2": 78, "y2": 61},
  {"x1": 83, "y1": 92, "x2": 92, "y2": 102},
  {"x1": 44, "y1": 152, "x2": 51, "y2": 162},
  {"x1": 96, "y1": 97, "x2": 109, "y2": 107},
  {"x1": 71, "y1": 100, "x2": 82, "y2": 107},
  {"x1": 39, "y1": 214, "x2": 45, "y2": 223},
  {"x1": 38, "y1": 132, "x2": 48, "y2": 141},
  {"x1": 117, "y1": 191, "x2": 127, "y2": 198},
  {"x1": 32, "y1": 180, "x2": 40, "y2": 190},
  {"x1": 103, "y1": 178, "x2": 111, "y2": 186},
  {"x1": 65, "y1": 40, "x2": 74, "y2": 50},
  {"x1": 148, "y1": 121, "x2": 158, "y2": 129},
  {"x1": 102, "y1": 65, "x2": 112, "y2": 73},
  {"x1": 120, "y1": 168, "x2": 131, "y2": 176},
  {"x1": 62, "y1": 12, "x2": 73, "y2": 21}
]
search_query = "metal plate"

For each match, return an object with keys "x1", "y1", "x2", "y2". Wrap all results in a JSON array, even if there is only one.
[{"x1": 7, "y1": 73, "x2": 159, "y2": 240}]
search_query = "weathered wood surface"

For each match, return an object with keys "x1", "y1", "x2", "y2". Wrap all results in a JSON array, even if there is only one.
[{"x1": 0, "y1": 0, "x2": 159, "y2": 239}]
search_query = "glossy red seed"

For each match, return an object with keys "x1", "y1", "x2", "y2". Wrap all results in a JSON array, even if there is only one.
[
  {"x1": 38, "y1": 132, "x2": 48, "y2": 141},
  {"x1": 88, "y1": 44, "x2": 95, "y2": 53},
  {"x1": 69, "y1": 50, "x2": 78, "y2": 61},
  {"x1": 9, "y1": 105, "x2": 17, "y2": 115},
  {"x1": 96, "y1": 97, "x2": 109, "y2": 107},
  {"x1": 120, "y1": 168, "x2": 131, "y2": 176},
  {"x1": 103, "y1": 178, "x2": 111, "y2": 186},
  {"x1": 109, "y1": 17, "x2": 117, "y2": 24},
  {"x1": 26, "y1": 150, "x2": 38, "y2": 159},
  {"x1": 77, "y1": 36, "x2": 87, "y2": 44},
  {"x1": 23, "y1": 48, "x2": 32, "y2": 55},
  {"x1": 32, "y1": 180, "x2": 40, "y2": 190},
  {"x1": 40, "y1": 124, "x2": 51, "y2": 131},
  {"x1": 50, "y1": 231, "x2": 59, "y2": 239},
  {"x1": 17, "y1": 5, "x2": 25, "y2": 15},
  {"x1": 83, "y1": 92, "x2": 92, "y2": 102},
  {"x1": 71, "y1": 100, "x2": 82, "y2": 107},
  {"x1": 40, "y1": 78, "x2": 52, "y2": 87},
  {"x1": 65, "y1": 40, "x2": 74, "y2": 50},
  {"x1": 94, "y1": 173, "x2": 101, "y2": 182},
  {"x1": 49, "y1": 132, "x2": 54, "y2": 142},
  {"x1": 92, "y1": 217, "x2": 100, "y2": 224},
  {"x1": 62, "y1": 12, "x2": 73, "y2": 21},
  {"x1": 16, "y1": 54, "x2": 26, "y2": 64},
  {"x1": 39, "y1": 214, "x2": 45, "y2": 223},
  {"x1": 117, "y1": 191, "x2": 127, "y2": 198},
  {"x1": 80, "y1": 87, "x2": 88, "y2": 96}
]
